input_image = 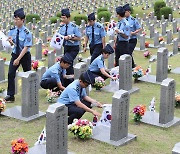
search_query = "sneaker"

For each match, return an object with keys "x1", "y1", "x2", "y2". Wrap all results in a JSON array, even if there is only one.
[{"x1": 4, "y1": 95, "x2": 15, "y2": 102}]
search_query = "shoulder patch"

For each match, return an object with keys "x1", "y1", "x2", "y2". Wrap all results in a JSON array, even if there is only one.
[
  {"x1": 24, "y1": 29, "x2": 29, "y2": 34},
  {"x1": 97, "y1": 24, "x2": 102, "y2": 28},
  {"x1": 71, "y1": 23, "x2": 76, "y2": 27},
  {"x1": 76, "y1": 85, "x2": 80, "y2": 92},
  {"x1": 123, "y1": 22, "x2": 126, "y2": 26},
  {"x1": 60, "y1": 24, "x2": 64, "y2": 27},
  {"x1": 131, "y1": 17, "x2": 135, "y2": 20}
]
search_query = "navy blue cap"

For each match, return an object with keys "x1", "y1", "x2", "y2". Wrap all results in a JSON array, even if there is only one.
[
  {"x1": 61, "y1": 8, "x2": 70, "y2": 17},
  {"x1": 123, "y1": 4, "x2": 131, "y2": 11},
  {"x1": 83, "y1": 70, "x2": 95, "y2": 85},
  {"x1": 104, "y1": 44, "x2": 114, "y2": 54},
  {"x1": 62, "y1": 53, "x2": 73, "y2": 64},
  {"x1": 116, "y1": 6, "x2": 125, "y2": 14},
  {"x1": 88, "y1": 13, "x2": 95, "y2": 21},
  {"x1": 14, "y1": 8, "x2": 25, "y2": 18}
]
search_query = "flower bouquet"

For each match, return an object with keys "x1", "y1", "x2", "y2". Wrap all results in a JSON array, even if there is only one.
[
  {"x1": 68, "y1": 119, "x2": 93, "y2": 140},
  {"x1": 143, "y1": 50, "x2": 151, "y2": 58},
  {"x1": 178, "y1": 45, "x2": 180, "y2": 52},
  {"x1": 31, "y1": 60, "x2": 39, "y2": 71},
  {"x1": 94, "y1": 76, "x2": 105, "y2": 90},
  {"x1": 46, "y1": 89, "x2": 61, "y2": 103},
  {"x1": 175, "y1": 92, "x2": 180, "y2": 107},
  {"x1": 145, "y1": 42, "x2": 149, "y2": 48},
  {"x1": 159, "y1": 37, "x2": 164, "y2": 43},
  {"x1": 11, "y1": 138, "x2": 28, "y2": 154},
  {"x1": 133, "y1": 105, "x2": 146, "y2": 122},
  {"x1": 42, "y1": 49, "x2": 48, "y2": 56},
  {"x1": 168, "y1": 65, "x2": 171, "y2": 73},
  {"x1": 0, "y1": 98, "x2": 6, "y2": 114},
  {"x1": 132, "y1": 66, "x2": 145, "y2": 81},
  {"x1": 77, "y1": 54, "x2": 83, "y2": 62}
]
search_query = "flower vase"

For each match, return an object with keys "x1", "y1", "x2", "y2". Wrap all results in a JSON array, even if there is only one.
[{"x1": 134, "y1": 78, "x2": 139, "y2": 83}]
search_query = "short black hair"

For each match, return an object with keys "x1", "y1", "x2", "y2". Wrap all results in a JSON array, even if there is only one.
[
  {"x1": 117, "y1": 12, "x2": 125, "y2": 17},
  {"x1": 79, "y1": 73, "x2": 89, "y2": 84},
  {"x1": 14, "y1": 15, "x2": 25, "y2": 20},
  {"x1": 101, "y1": 48, "x2": 110, "y2": 54},
  {"x1": 60, "y1": 57, "x2": 71, "y2": 64}
]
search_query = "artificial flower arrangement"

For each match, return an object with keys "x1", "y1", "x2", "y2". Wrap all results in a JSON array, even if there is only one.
[
  {"x1": 159, "y1": 37, "x2": 164, "y2": 42},
  {"x1": 178, "y1": 45, "x2": 180, "y2": 52},
  {"x1": 31, "y1": 60, "x2": 39, "y2": 71},
  {"x1": 133, "y1": 105, "x2": 146, "y2": 122},
  {"x1": 77, "y1": 54, "x2": 83, "y2": 62},
  {"x1": 175, "y1": 92, "x2": 180, "y2": 107},
  {"x1": 93, "y1": 76, "x2": 105, "y2": 90},
  {"x1": 0, "y1": 98, "x2": 6, "y2": 113},
  {"x1": 168, "y1": 65, "x2": 172, "y2": 73},
  {"x1": 42, "y1": 49, "x2": 48, "y2": 56},
  {"x1": 68, "y1": 119, "x2": 93, "y2": 140},
  {"x1": 55, "y1": 56, "x2": 62, "y2": 62},
  {"x1": 0, "y1": 57, "x2": 6, "y2": 61},
  {"x1": 143, "y1": 50, "x2": 151, "y2": 58},
  {"x1": 142, "y1": 31, "x2": 146, "y2": 36},
  {"x1": 132, "y1": 66, "x2": 145, "y2": 80},
  {"x1": 145, "y1": 42, "x2": 149, "y2": 48},
  {"x1": 11, "y1": 138, "x2": 28, "y2": 154},
  {"x1": 46, "y1": 89, "x2": 61, "y2": 103}
]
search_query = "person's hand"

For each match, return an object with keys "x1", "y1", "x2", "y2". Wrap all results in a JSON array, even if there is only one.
[
  {"x1": 92, "y1": 110, "x2": 101, "y2": 117},
  {"x1": 96, "y1": 102, "x2": 103, "y2": 108},
  {"x1": 13, "y1": 58, "x2": 20, "y2": 66},
  {"x1": 64, "y1": 36, "x2": 69, "y2": 40},
  {"x1": 131, "y1": 31, "x2": 136, "y2": 35},
  {"x1": 111, "y1": 76, "x2": 117, "y2": 80},
  {"x1": 114, "y1": 29, "x2": 120, "y2": 33},
  {"x1": 113, "y1": 44, "x2": 116, "y2": 49},
  {"x1": 8, "y1": 37, "x2": 14, "y2": 46}
]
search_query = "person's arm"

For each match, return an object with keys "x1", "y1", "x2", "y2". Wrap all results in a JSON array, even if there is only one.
[
  {"x1": 57, "y1": 82, "x2": 65, "y2": 91},
  {"x1": 102, "y1": 37, "x2": 105, "y2": 49},
  {"x1": 83, "y1": 96, "x2": 103, "y2": 108},
  {"x1": 75, "y1": 100, "x2": 101, "y2": 117},
  {"x1": 64, "y1": 74, "x2": 74, "y2": 79},
  {"x1": 13, "y1": 46, "x2": 29, "y2": 66},
  {"x1": 131, "y1": 28, "x2": 142, "y2": 35},
  {"x1": 83, "y1": 36, "x2": 89, "y2": 52},
  {"x1": 100, "y1": 68, "x2": 117, "y2": 80}
]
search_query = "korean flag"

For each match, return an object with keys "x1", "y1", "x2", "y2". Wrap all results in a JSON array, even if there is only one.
[{"x1": 50, "y1": 32, "x2": 64, "y2": 50}]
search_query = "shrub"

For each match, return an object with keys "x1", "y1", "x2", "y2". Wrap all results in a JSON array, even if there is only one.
[
  {"x1": 74, "y1": 14, "x2": 88, "y2": 25},
  {"x1": 160, "y1": 7, "x2": 173, "y2": 20},
  {"x1": 130, "y1": 6, "x2": 134, "y2": 14},
  {"x1": 56, "y1": 12, "x2": 61, "y2": 18},
  {"x1": 131, "y1": 14, "x2": 136, "y2": 18},
  {"x1": 50, "y1": 16, "x2": 60, "y2": 24},
  {"x1": 26, "y1": 14, "x2": 41, "y2": 23},
  {"x1": 97, "y1": 11, "x2": 111, "y2": 22},
  {"x1": 154, "y1": 0, "x2": 166, "y2": 20},
  {"x1": 97, "y1": 7, "x2": 108, "y2": 14}
]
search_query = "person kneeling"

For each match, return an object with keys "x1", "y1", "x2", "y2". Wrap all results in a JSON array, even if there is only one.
[
  {"x1": 58, "y1": 71, "x2": 102, "y2": 124},
  {"x1": 88, "y1": 44, "x2": 117, "y2": 80},
  {"x1": 40, "y1": 53, "x2": 73, "y2": 92}
]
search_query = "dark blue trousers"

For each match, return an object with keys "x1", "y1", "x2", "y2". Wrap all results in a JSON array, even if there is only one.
[
  {"x1": 7, "y1": 52, "x2": 31, "y2": 96},
  {"x1": 129, "y1": 38, "x2": 137, "y2": 68},
  {"x1": 89, "y1": 43, "x2": 103, "y2": 63}
]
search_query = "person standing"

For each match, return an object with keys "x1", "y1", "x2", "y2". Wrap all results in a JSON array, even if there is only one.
[
  {"x1": 4, "y1": 8, "x2": 32, "y2": 102},
  {"x1": 84, "y1": 13, "x2": 106, "y2": 63},
  {"x1": 114, "y1": 6, "x2": 130, "y2": 67},
  {"x1": 123, "y1": 4, "x2": 142, "y2": 68},
  {"x1": 59, "y1": 8, "x2": 81, "y2": 74}
]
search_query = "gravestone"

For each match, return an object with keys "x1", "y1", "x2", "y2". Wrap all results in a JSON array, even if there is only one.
[
  {"x1": 108, "y1": 40, "x2": 115, "y2": 69},
  {"x1": 173, "y1": 38, "x2": 178, "y2": 55},
  {"x1": 92, "y1": 90, "x2": 137, "y2": 146},
  {"x1": 48, "y1": 51, "x2": 55, "y2": 68},
  {"x1": 139, "y1": 48, "x2": 168, "y2": 84},
  {"x1": 37, "y1": 66, "x2": 46, "y2": 88},
  {"x1": 119, "y1": 55, "x2": 139, "y2": 94},
  {"x1": 43, "y1": 32, "x2": 47, "y2": 44},
  {"x1": 167, "y1": 30, "x2": 172, "y2": 44},
  {"x1": 149, "y1": 24, "x2": 154, "y2": 38},
  {"x1": 35, "y1": 40, "x2": 43, "y2": 60},
  {"x1": 172, "y1": 142, "x2": 180, "y2": 154},
  {"x1": 173, "y1": 20, "x2": 177, "y2": 33},
  {"x1": 0, "y1": 59, "x2": 7, "y2": 83},
  {"x1": 56, "y1": 48, "x2": 63, "y2": 56},
  {"x1": 140, "y1": 34, "x2": 145, "y2": 50},
  {"x1": 154, "y1": 32, "x2": 160, "y2": 47},
  {"x1": 2, "y1": 71, "x2": 45, "y2": 121},
  {"x1": 141, "y1": 78, "x2": 180, "y2": 128},
  {"x1": 73, "y1": 62, "x2": 87, "y2": 80},
  {"x1": 29, "y1": 103, "x2": 73, "y2": 154},
  {"x1": 162, "y1": 22, "x2": 166, "y2": 36}
]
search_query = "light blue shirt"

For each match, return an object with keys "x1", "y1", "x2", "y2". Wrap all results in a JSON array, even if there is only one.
[
  {"x1": 116, "y1": 18, "x2": 130, "y2": 41},
  {"x1": 58, "y1": 22, "x2": 81, "y2": 46},
  {"x1": 41, "y1": 62, "x2": 66, "y2": 83},
  {"x1": 58, "y1": 80, "x2": 87, "y2": 104},
  {"x1": 85, "y1": 22, "x2": 106, "y2": 45},
  {"x1": 89, "y1": 55, "x2": 104, "y2": 72},
  {"x1": 126, "y1": 15, "x2": 141, "y2": 39},
  {"x1": 8, "y1": 25, "x2": 32, "y2": 54}
]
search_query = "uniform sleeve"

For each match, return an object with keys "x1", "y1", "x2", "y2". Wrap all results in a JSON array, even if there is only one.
[
  {"x1": 24, "y1": 32, "x2": 32, "y2": 47},
  {"x1": 62, "y1": 69, "x2": 66, "y2": 76},
  {"x1": 51, "y1": 70, "x2": 61, "y2": 83},
  {"x1": 124, "y1": 25, "x2": 130, "y2": 37},
  {"x1": 74, "y1": 26, "x2": 81, "y2": 37},
  {"x1": 81, "y1": 88, "x2": 87, "y2": 98},
  {"x1": 68, "y1": 88, "x2": 80, "y2": 102},
  {"x1": 97, "y1": 60, "x2": 104, "y2": 69},
  {"x1": 100, "y1": 26, "x2": 106, "y2": 38},
  {"x1": 8, "y1": 30, "x2": 13, "y2": 36},
  {"x1": 135, "y1": 19, "x2": 141, "y2": 30}
]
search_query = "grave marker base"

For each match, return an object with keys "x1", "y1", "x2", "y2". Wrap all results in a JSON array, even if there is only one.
[
  {"x1": 29, "y1": 144, "x2": 74, "y2": 154},
  {"x1": 134, "y1": 47, "x2": 146, "y2": 51},
  {"x1": 149, "y1": 44, "x2": 159, "y2": 48},
  {"x1": 1, "y1": 106, "x2": 46, "y2": 121},
  {"x1": 138, "y1": 75, "x2": 161, "y2": 84},
  {"x1": 172, "y1": 67, "x2": 180, "y2": 74},
  {"x1": 0, "y1": 90, "x2": 7, "y2": 97},
  {"x1": 92, "y1": 125, "x2": 137, "y2": 146},
  {"x1": 4, "y1": 61, "x2": 10, "y2": 66},
  {"x1": 141, "y1": 111, "x2": 180, "y2": 128},
  {"x1": 0, "y1": 79, "x2": 7, "y2": 83},
  {"x1": 172, "y1": 142, "x2": 180, "y2": 154}
]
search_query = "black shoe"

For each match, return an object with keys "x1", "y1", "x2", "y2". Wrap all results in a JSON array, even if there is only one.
[{"x1": 4, "y1": 95, "x2": 15, "y2": 102}]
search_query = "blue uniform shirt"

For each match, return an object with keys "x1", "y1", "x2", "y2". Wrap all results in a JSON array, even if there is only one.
[
  {"x1": 88, "y1": 54, "x2": 104, "y2": 72},
  {"x1": 8, "y1": 25, "x2": 32, "y2": 54},
  {"x1": 58, "y1": 22, "x2": 81, "y2": 46},
  {"x1": 58, "y1": 80, "x2": 87, "y2": 104},
  {"x1": 85, "y1": 22, "x2": 106, "y2": 45},
  {"x1": 116, "y1": 18, "x2": 130, "y2": 41},
  {"x1": 126, "y1": 15, "x2": 141, "y2": 39},
  {"x1": 41, "y1": 62, "x2": 66, "y2": 83}
]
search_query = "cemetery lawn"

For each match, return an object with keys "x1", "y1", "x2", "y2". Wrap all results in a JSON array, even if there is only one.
[{"x1": 0, "y1": 46, "x2": 180, "y2": 154}]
